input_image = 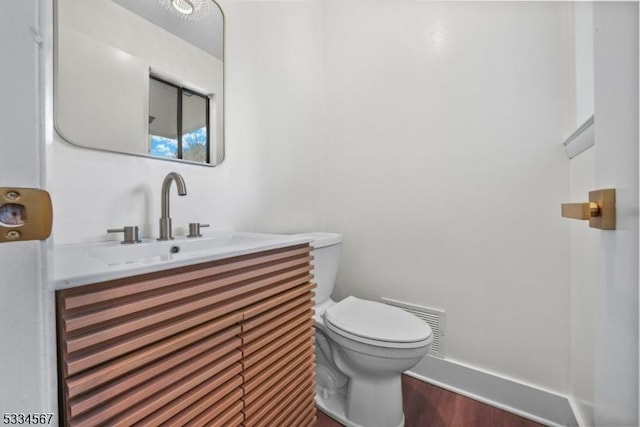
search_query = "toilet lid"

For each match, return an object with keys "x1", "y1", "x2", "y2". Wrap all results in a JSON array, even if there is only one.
[{"x1": 324, "y1": 296, "x2": 432, "y2": 344}]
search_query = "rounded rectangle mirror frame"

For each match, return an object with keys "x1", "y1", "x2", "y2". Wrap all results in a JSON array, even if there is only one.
[{"x1": 53, "y1": 0, "x2": 225, "y2": 167}]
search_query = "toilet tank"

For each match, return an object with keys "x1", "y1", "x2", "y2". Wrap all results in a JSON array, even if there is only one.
[{"x1": 307, "y1": 232, "x2": 343, "y2": 305}]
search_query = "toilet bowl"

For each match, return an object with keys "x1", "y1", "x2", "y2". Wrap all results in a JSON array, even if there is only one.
[{"x1": 306, "y1": 232, "x2": 432, "y2": 427}]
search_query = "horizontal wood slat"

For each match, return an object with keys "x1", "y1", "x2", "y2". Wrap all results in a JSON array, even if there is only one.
[
  {"x1": 300, "y1": 408, "x2": 318, "y2": 427},
  {"x1": 308, "y1": 416, "x2": 319, "y2": 426},
  {"x1": 241, "y1": 292, "x2": 313, "y2": 333},
  {"x1": 244, "y1": 350, "x2": 314, "y2": 407},
  {"x1": 67, "y1": 316, "x2": 240, "y2": 397},
  {"x1": 231, "y1": 274, "x2": 314, "y2": 314},
  {"x1": 168, "y1": 384, "x2": 243, "y2": 427},
  {"x1": 72, "y1": 344, "x2": 241, "y2": 425},
  {"x1": 62, "y1": 245, "x2": 311, "y2": 310},
  {"x1": 64, "y1": 255, "x2": 312, "y2": 332},
  {"x1": 189, "y1": 399, "x2": 244, "y2": 427},
  {"x1": 241, "y1": 315, "x2": 314, "y2": 357},
  {"x1": 69, "y1": 339, "x2": 241, "y2": 418},
  {"x1": 255, "y1": 387, "x2": 315, "y2": 427},
  {"x1": 241, "y1": 301, "x2": 313, "y2": 343},
  {"x1": 289, "y1": 402, "x2": 317, "y2": 427},
  {"x1": 243, "y1": 373, "x2": 315, "y2": 426},
  {"x1": 242, "y1": 283, "x2": 315, "y2": 321},
  {"x1": 272, "y1": 388, "x2": 316, "y2": 427},
  {"x1": 136, "y1": 369, "x2": 242, "y2": 426},
  {"x1": 243, "y1": 341, "x2": 313, "y2": 395},
  {"x1": 243, "y1": 329, "x2": 314, "y2": 374},
  {"x1": 57, "y1": 244, "x2": 315, "y2": 426},
  {"x1": 62, "y1": 268, "x2": 311, "y2": 355},
  {"x1": 65, "y1": 314, "x2": 241, "y2": 376},
  {"x1": 64, "y1": 297, "x2": 240, "y2": 354},
  {"x1": 249, "y1": 370, "x2": 315, "y2": 427}
]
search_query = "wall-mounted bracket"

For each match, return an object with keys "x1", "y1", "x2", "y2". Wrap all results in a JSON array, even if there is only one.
[
  {"x1": 0, "y1": 188, "x2": 53, "y2": 243},
  {"x1": 561, "y1": 188, "x2": 615, "y2": 230}
]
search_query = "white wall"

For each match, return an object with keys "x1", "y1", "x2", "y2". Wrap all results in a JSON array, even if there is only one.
[
  {"x1": 51, "y1": 0, "x2": 325, "y2": 245},
  {"x1": 322, "y1": 0, "x2": 573, "y2": 394},
  {"x1": 572, "y1": 2, "x2": 594, "y2": 126}
]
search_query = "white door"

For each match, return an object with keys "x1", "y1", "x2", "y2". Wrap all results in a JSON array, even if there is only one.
[
  {"x1": 592, "y1": 3, "x2": 638, "y2": 426},
  {"x1": 0, "y1": 0, "x2": 56, "y2": 419}
]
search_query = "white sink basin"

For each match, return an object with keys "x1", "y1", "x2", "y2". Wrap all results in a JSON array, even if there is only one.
[
  {"x1": 54, "y1": 231, "x2": 312, "y2": 289},
  {"x1": 87, "y1": 232, "x2": 278, "y2": 265}
]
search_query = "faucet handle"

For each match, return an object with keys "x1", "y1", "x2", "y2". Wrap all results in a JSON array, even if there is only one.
[
  {"x1": 107, "y1": 226, "x2": 142, "y2": 244},
  {"x1": 187, "y1": 223, "x2": 209, "y2": 238}
]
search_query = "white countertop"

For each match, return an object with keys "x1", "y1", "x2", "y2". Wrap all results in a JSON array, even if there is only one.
[{"x1": 53, "y1": 231, "x2": 313, "y2": 290}]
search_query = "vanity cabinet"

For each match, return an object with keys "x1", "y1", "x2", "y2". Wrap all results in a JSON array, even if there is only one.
[{"x1": 56, "y1": 244, "x2": 316, "y2": 426}]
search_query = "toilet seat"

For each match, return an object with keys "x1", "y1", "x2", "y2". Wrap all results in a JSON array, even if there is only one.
[{"x1": 324, "y1": 296, "x2": 432, "y2": 349}]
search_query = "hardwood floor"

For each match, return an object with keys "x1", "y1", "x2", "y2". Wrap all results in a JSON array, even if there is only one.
[{"x1": 315, "y1": 375, "x2": 545, "y2": 427}]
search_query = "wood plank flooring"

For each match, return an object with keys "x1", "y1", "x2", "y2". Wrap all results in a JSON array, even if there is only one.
[{"x1": 315, "y1": 375, "x2": 545, "y2": 427}]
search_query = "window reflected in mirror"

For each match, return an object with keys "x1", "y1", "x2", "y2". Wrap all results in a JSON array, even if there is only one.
[
  {"x1": 149, "y1": 76, "x2": 210, "y2": 163},
  {"x1": 182, "y1": 89, "x2": 209, "y2": 163}
]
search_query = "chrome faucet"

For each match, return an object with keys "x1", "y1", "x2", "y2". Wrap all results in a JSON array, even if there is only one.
[{"x1": 158, "y1": 172, "x2": 187, "y2": 240}]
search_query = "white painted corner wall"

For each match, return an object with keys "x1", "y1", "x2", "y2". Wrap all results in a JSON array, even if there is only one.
[{"x1": 322, "y1": 0, "x2": 573, "y2": 395}]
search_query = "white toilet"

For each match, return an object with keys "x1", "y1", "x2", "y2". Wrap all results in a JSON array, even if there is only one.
[{"x1": 308, "y1": 232, "x2": 432, "y2": 427}]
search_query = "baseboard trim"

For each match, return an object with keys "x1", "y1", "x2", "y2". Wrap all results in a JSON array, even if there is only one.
[
  {"x1": 567, "y1": 397, "x2": 589, "y2": 427},
  {"x1": 407, "y1": 356, "x2": 578, "y2": 427}
]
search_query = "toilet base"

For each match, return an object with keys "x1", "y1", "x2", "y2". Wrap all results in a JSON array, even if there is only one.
[{"x1": 315, "y1": 385, "x2": 405, "y2": 427}]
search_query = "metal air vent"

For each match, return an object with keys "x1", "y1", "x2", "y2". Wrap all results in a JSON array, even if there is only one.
[{"x1": 382, "y1": 297, "x2": 446, "y2": 359}]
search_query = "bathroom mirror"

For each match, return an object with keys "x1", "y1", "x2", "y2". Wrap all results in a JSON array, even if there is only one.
[{"x1": 54, "y1": 0, "x2": 224, "y2": 166}]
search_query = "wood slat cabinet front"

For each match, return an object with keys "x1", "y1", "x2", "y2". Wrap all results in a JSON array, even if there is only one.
[{"x1": 56, "y1": 244, "x2": 317, "y2": 426}]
